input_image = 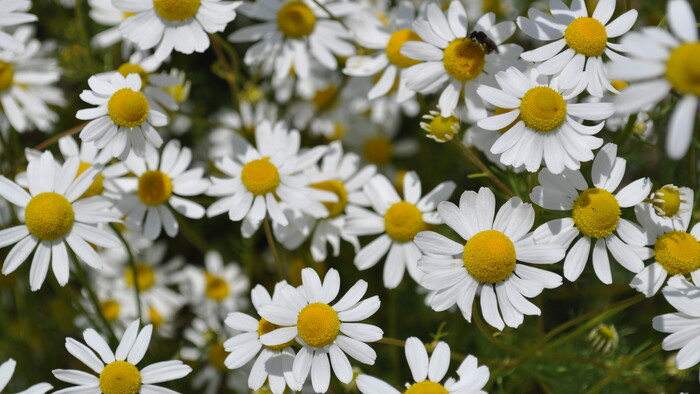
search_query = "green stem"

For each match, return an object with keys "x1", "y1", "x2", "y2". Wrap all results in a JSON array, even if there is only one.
[
  {"x1": 451, "y1": 139, "x2": 514, "y2": 197},
  {"x1": 473, "y1": 306, "x2": 523, "y2": 355},
  {"x1": 73, "y1": 256, "x2": 118, "y2": 342},
  {"x1": 583, "y1": 344, "x2": 662, "y2": 394},
  {"x1": 310, "y1": 0, "x2": 349, "y2": 29},
  {"x1": 111, "y1": 224, "x2": 142, "y2": 322},
  {"x1": 263, "y1": 217, "x2": 286, "y2": 281}
]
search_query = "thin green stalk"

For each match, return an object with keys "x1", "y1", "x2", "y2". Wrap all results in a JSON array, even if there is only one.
[
  {"x1": 310, "y1": 0, "x2": 349, "y2": 29},
  {"x1": 263, "y1": 217, "x2": 286, "y2": 281},
  {"x1": 451, "y1": 139, "x2": 515, "y2": 197},
  {"x1": 473, "y1": 306, "x2": 523, "y2": 355},
  {"x1": 583, "y1": 344, "x2": 662, "y2": 394},
  {"x1": 111, "y1": 224, "x2": 143, "y2": 321}
]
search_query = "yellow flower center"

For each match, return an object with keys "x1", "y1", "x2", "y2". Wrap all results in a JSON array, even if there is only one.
[
  {"x1": 610, "y1": 80, "x2": 629, "y2": 92},
  {"x1": 77, "y1": 162, "x2": 105, "y2": 199},
  {"x1": 258, "y1": 318, "x2": 295, "y2": 351},
  {"x1": 362, "y1": 136, "x2": 393, "y2": 164},
  {"x1": 117, "y1": 63, "x2": 149, "y2": 88},
  {"x1": 311, "y1": 180, "x2": 348, "y2": 218},
  {"x1": 427, "y1": 114, "x2": 460, "y2": 141},
  {"x1": 208, "y1": 342, "x2": 229, "y2": 371},
  {"x1": 297, "y1": 303, "x2": 340, "y2": 348},
  {"x1": 384, "y1": 201, "x2": 425, "y2": 243},
  {"x1": 571, "y1": 188, "x2": 621, "y2": 239},
  {"x1": 124, "y1": 263, "x2": 156, "y2": 291},
  {"x1": 148, "y1": 306, "x2": 165, "y2": 327},
  {"x1": 107, "y1": 88, "x2": 149, "y2": 128},
  {"x1": 493, "y1": 107, "x2": 521, "y2": 133},
  {"x1": 137, "y1": 170, "x2": 172, "y2": 206},
  {"x1": 0, "y1": 61, "x2": 14, "y2": 92},
  {"x1": 277, "y1": 1, "x2": 316, "y2": 39},
  {"x1": 99, "y1": 361, "x2": 141, "y2": 394},
  {"x1": 519, "y1": 86, "x2": 567, "y2": 132},
  {"x1": 312, "y1": 84, "x2": 339, "y2": 111},
  {"x1": 462, "y1": 230, "x2": 516, "y2": 283},
  {"x1": 404, "y1": 381, "x2": 449, "y2": 394},
  {"x1": 100, "y1": 300, "x2": 121, "y2": 322},
  {"x1": 564, "y1": 17, "x2": 608, "y2": 57},
  {"x1": 205, "y1": 272, "x2": 230, "y2": 301},
  {"x1": 386, "y1": 29, "x2": 422, "y2": 68},
  {"x1": 653, "y1": 185, "x2": 682, "y2": 217},
  {"x1": 443, "y1": 38, "x2": 486, "y2": 82},
  {"x1": 241, "y1": 157, "x2": 281, "y2": 196},
  {"x1": 25, "y1": 192, "x2": 75, "y2": 241},
  {"x1": 153, "y1": 0, "x2": 200, "y2": 21},
  {"x1": 654, "y1": 231, "x2": 700, "y2": 275},
  {"x1": 665, "y1": 42, "x2": 700, "y2": 96}
]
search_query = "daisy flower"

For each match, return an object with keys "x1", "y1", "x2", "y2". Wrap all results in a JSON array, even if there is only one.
[
  {"x1": 652, "y1": 276, "x2": 700, "y2": 383},
  {"x1": 0, "y1": 151, "x2": 121, "y2": 291},
  {"x1": 420, "y1": 106, "x2": 461, "y2": 143},
  {"x1": 530, "y1": 143, "x2": 652, "y2": 284},
  {"x1": 0, "y1": 0, "x2": 36, "y2": 52},
  {"x1": 356, "y1": 337, "x2": 489, "y2": 393},
  {"x1": 644, "y1": 185, "x2": 694, "y2": 230},
  {"x1": 114, "y1": 0, "x2": 241, "y2": 61},
  {"x1": 88, "y1": 0, "x2": 133, "y2": 49},
  {"x1": 517, "y1": 0, "x2": 637, "y2": 97},
  {"x1": 52, "y1": 320, "x2": 192, "y2": 393},
  {"x1": 401, "y1": 1, "x2": 522, "y2": 118},
  {"x1": 609, "y1": 0, "x2": 700, "y2": 159},
  {"x1": 345, "y1": 172, "x2": 456, "y2": 289},
  {"x1": 0, "y1": 358, "x2": 52, "y2": 394},
  {"x1": 258, "y1": 268, "x2": 383, "y2": 393},
  {"x1": 76, "y1": 73, "x2": 168, "y2": 159},
  {"x1": 415, "y1": 187, "x2": 565, "y2": 330},
  {"x1": 476, "y1": 66, "x2": 611, "y2": 173},
  {"x1": 343, "y1": 121, "x2": 418, "y2": 177},
  {"x1": 224, "y1": 281, "x2": 302, "y2": 394},
  {"x1": 113, "y1": 139, "x2": 209, "y2": 240},
  {"x1": 208, "y1": 100, "x2": 279, "y2": 159}
]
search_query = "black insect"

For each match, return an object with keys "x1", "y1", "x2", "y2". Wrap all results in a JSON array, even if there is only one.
[{"x1": 468, "y1": 30, "x2": 499, "y2": 54}]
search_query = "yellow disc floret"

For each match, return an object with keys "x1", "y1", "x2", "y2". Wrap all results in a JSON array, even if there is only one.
[
  {"x1": 77, "y1": 162, "x2": 105, "y2": 199},
  {"x1": 571, "y1": 188, "x2": 620, "y2": 239},
  {"x1": 363, "y1": 136, "x2": 393, "y2": 164},
  {"x1": 297, "y1": 302, "x2": 340, "y2": 348},
  {"x1": 277, "y1": 1, "x2": 317, "y2": 38},
  {"x1": 564, "y1": 17, "x2": 608, "y2": 57},
  {"x1": 25, "y1": 192, "x2": 75, "y2": 241},
  {"x1": 124, "y1": 263, "x2": 156, "y2": 291},
  {"x1": 462, "y1": 230, "x2": 516, "y2": 283},
  {"x1": 208, "y1": 342, "x2": 229, "y2": 371},
  {"x1": 519, "y1": 86, "x2": 567, "y2": 132},
  {"x1": 665, "y1": 42, "x2": 700, "y2": 96},
  {"x1": 404, "y1": 380, "x2": 449, "y2": 394},
  {"x1": 148, "y1": 306, "x2": 165, "y2": 327},
  {"x1": 0, "y1": 62, "x2": 14, "y2": 92},
  {"x1": 610, "y1": 80, "x2": 629, "y2": 92},
  {"x1": 312, "y1": 85, "x2": 339, "y2": 111},
  {"x1": 653, "y1": 185, "x2": 682, "y2": 218},
  {"x1": 137, "y1": 170, "x2": 172, "y2": 206},
  {"x1": 117, "y1": 63, "x2": 149, "y2": 87},
  {"x1": 384, "y1": 201, "x2": 425, "y2": 243},
  {"x1": 443, "y1": 38, "x2": 486, "y2": 82},
  {"x1": 258, "y1": 318, "x2": 295, "y2": 351},
  {"x1": 108, "y1": 88, "x2": 149, "y2": 128},
  {"x1": 241, "y1": 157, "x2": 281, "y2": 196},
  {"x1": 427, "y1": 114, "x2": 460, "y2": 142},
  {"x1": 311, "y1": 180, "x2": 348, "y2": 218},
  {"x1": 205, "y1": 272, "x2": 230, "y2": 301},
  {"x1": 654, "y1": 231, "x2": 700, "y2": 275},
  {"x1": 153, "y1": 0, "x2": 200, "y2": 21},
  {"x1": 386, "y1": 29, "x2": 422, "y2": 68},
  {"x1": 100, "y1": 300, "x2": 121, "y2": 322},
  {"x1": 99, "y1": 361, "x2": 141, "y2": 394}
]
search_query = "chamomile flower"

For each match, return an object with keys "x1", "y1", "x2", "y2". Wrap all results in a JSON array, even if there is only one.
[
  {"x1": 530, "y1": 143, "x2": 652, "y2": 284},
  {"x1": 415, "y1": 187, "x2": 565, "y2": 330},
  {"x1": 0, "y1": 0, "x2": 36, "y2": 52},
  {"x1": 356, "y1": 337, "x2": 489, "y2": 394},
  {"x1": 420, "y1": 106, "x2": 461, "y2": 142},
  {"x1": 114, "y1": 0, "x2": 241, "y2": 61},
  {"x1": 88, "y1": 0, "x2": 132, "y2": 49},
  {"x1": 52, "y1": 320, "x2": 192, "y2": 393},
  {"x1": 114, "y1": 140, "x2": 209, "y2": 240},
  {"x1": 0, "y1": 151, "x2": 121, "y2": 291},
  {"x1": 476, "y1": 66, "x2": 611, "y2": 173},
  {"x1": 258, "y1": 268, "x2": 383, "y2": 393},
  {"x1": 0, "y1": 358, "x2": 52, "y2": 394},
  {"x1": 645, "y1": 185, "x2": 694, "y2": 229},
  {"x1": 517, "y1": 0, "x2": 637, "y2": 97},
  {"x1": 343, "y1": 121, "x2": 418, "y2": 175},
  {"x1": 401, "y1": 1, "x2": 522, "y2": 118},
  {"x1": 76, "y1": 73, "x2": 168, "y2": 159},
  {"x1": 345, "y1": 172, "x2": 456, "y2": 289},
  {"x1": 224, "y1": 282, "x2": 301, "y2": 394},
  {"x1": 209, "y1": 100, "x2": 279, "y2": 159},
  {"x1": 609, "y1": 0, "x2": 700, "y2": 159}
]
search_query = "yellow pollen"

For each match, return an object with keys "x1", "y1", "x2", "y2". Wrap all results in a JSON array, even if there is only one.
[
  {"x1": 386, "y1": 29, "x2": 422, "y2": 68},
  {"x1": 610, "y1": 80, "x2": 629, "y2": 92},
  {"x1": 0, "y1": 62, "x2": 14, "y2": 92},
  {"x1": 148, "y1": 306, "x2": 165, "y2": 327},
  {"x1": 117, "y1": 63, "x2": 149, "y2": 88},
  {"x1": 241, "y1": 157, "x2": 281, "y2": 196},
  {"x1": 572, "y1": 188, "x2": 620, "y2": 239},
  {"x1": 462, "y1": 230, "x2": 516, "y2": 283},
  {"x1": 258, "y1": 318, "x2": 295, "y2": 351},
  {"x1": 519, "y1": 86, "x2": 567, "y2": 132},
  {"x1": 100, "y1": 300, "x2": 121, "y2": 322},
  {"x1": 404, "y1": 380, "x2": 449, "y2": 394},
  {"x1": 137, "y1": 170, "x2": 172, "y2": 206},
  {"x1": 108, "y1": 88, "x2": 149, "y2": 128},
  {"x1": 123, "y1": 12, "x2": 136, "y2": 19},
  {"x1": 363, "y1": 136, "x2": 393, "y2": 164},
  {"x1": 564, "y1": 17, "x2": 608, "y2": 57},
  {"x1": 384, "y1": 201, "x2": 425, "y2": 243},
  {"x1": 312, "y1": 85, "x2": 339, "y2": 111},
  {"x1": 427, "y1": 114, "x2": 460, "y2": 141},
  {"x1": 208, "y1": 342, "x2": 229, "y2": 371},
  {"x1": 25, "y1": 192, "x2": 75, "y2": 241},
  {"x1": 205, "y1": 272, "x2": 230, "y2": 301},
  {"x1": 153, "y1": 0, "x2": 200, "y2": 21},
  {"x1": 311, "y1": 180, "x2": 348, "y2": 218},
  {"x1": 77, "y1": 162, "x2": 105, "y2": 199},
  {"x1": 297, "y1": 303, "x2": 340, "y2": 348},
  {"x1": 655, "y1": 231, "x2": 700, "y2": 275},
  {"x1": 443, "y1": 38, "x2": 486, "y2": 82},
  {"x1": 277, "y1": 1, "x2": 317, "y2": 38},
  {"x1": 653, "y1": 186, "x2": 682, "y2": 217},
  {"x1": 99, "y1": 361, "x2": 141, "y2": 394},
  {"x1": 494, "y1": 107, "x2": 521, "y2": 133},
  {"x1": 124, "y1": 263, "x2": 156, "y2": 291},
  {"x1": 665, "y1": 42, "x2": 700, "y2": 96}
]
